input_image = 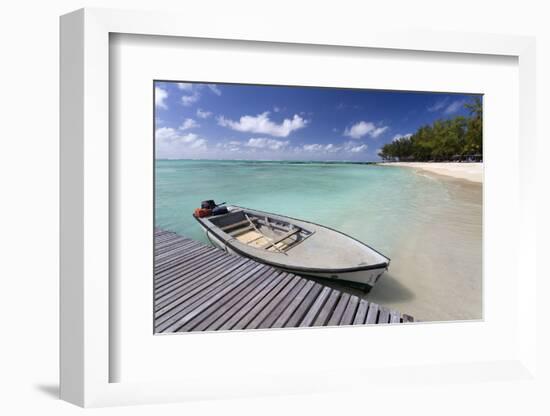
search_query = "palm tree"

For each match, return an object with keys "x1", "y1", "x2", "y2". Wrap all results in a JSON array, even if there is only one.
[{"x1": 464, "y1": 97, "x2": 482, "y2": 119}]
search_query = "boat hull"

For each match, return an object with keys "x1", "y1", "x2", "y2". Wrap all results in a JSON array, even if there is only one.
[{"x1": 200, "y1": 223, "x2": 386, "y2": 290}]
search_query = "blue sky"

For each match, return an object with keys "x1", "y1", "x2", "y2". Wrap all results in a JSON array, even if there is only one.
[{"x1": 155, "y1": 81, "x2": 480, "y2": 161}]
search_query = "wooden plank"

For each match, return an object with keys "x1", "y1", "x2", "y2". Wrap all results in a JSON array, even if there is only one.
[
  {"x1": 299, "y1": 286, "x2": 331, "y2": 327},
  {"x1": 155, "y1": 238, "x2": 198, "y2": 256},
  {"x1": 194, "y1": 269, "x2": 281, "y2": 331},
  {"x1": 401, "y1": 314, "x2": 414, "y2": 323},
  {"x1": 155, "y1": 251, "x2": 227, "y2": 284},
  {"x1": 284, "y1": 282, "x2": 323, "y2": 327},
  {"x1": 154, "y1": 235, "x2": 202, "y2": 250},
  {"x1": 155, "y1": 245, "x2": 212, "y2": 271},
  {"x1": 390, "y1": 309, "x2": 401, "y2": 324},
  {"x1": 155, "y1": 234, "x2": 192, "y2": 246},
  {"x1": 175, "y1": 265, "x2": 272, "y2": 332},
  {"x1": 245, "y1": 275, "x2": 303, "y2": 329},
  {"x1": 353, "y1": 299, "x2": 369, "y2": 325},
  {"x1": 155, "y1": 249, "x2": 228, "y2": 289},
  {"x1": 220, "y1": 218, "x2": 254, "y2": 231},
  {"x1": 154, "y1": 233, "x2": 180, "y2": 243},
  {"x1": 155, "y1": 249, "x2": 228, "y2": 285},
  {"x1": 340, "y1": 295, "x2": 359, "y2": 325},
  {"x1": 154, "y1": 234, "x2": 193, "y2": 248},
  {"x1": 154, "y1": 235, "x2": 182, "y2": 247},
  {"x1": 312, "y1": 290, "x2": 340, "y2": 326},
  {"x1": 377, "y1": 307, "x2": 391, "y2": 324},
  {"x1": 155, "y1": 229, "x2": 172, "y2": 236},
  {"x1": 327, "y1": 292, "x2": 351, "y2": 326},
  {"x1": 153, "y1": 229, "x2": 414, "y2": 332},
  {"x1": 215, "y1": 272, "x2": 292, "y2": 331},
  {"x1": 155, "y1": 253, "x2": 233, "y2": 295},
  {"x1": 156, "y1": 261, "x2": 259, "y2": 331},
  {"x1": 155, "y1": 256, "x2": 249, "y2": 313},
  {"x1": 155, "y1": 257, "x2": 250, "y2": 313},
  {"x1": 231, "y1": 273, "x2": 295, "y2": 330},
  {"x1": 156, "y1": 246, "x2": 223, "y2": 277},
  {"x1": 365, "y1": 303, "x2": 379, "y2": 324},
  {"x1": 229, "y1": 225, "x2": 256, "y2": 237},
  {"x1": 261, "y1": 228, "x2": 300, "y2": 249},
  {"x1": 258, "y1": 278, "x2": 309, "y2": 329},
  {"x1": 161, "y1": 264, "x2": 267, "y2": 332},
  {"x1": 155, "y1": 245, "x2": 212, "y2": 268},
  {"x1": 155, "y1": 248, "x2": 217, "y2": 275},
  {"x1": 155, "y1": 241, "x2": 211, "y2": 263}
]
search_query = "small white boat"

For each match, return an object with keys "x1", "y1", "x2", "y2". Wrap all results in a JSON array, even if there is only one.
[{"x1": 193, "y1": 203, "x2": 390, "y2": 291}]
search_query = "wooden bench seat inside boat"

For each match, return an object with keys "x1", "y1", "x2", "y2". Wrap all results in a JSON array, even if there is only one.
[{"x1": 261, "y1": 228, "x2": 301, "y2": 249}]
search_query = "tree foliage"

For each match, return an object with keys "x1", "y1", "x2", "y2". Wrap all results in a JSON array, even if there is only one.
[{"x1": 378, "y1": 98, "x2": 482, "y2": 161}]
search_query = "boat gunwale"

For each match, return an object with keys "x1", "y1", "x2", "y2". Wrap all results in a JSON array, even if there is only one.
[{"x1": 193, "y1": 205, "x2": 391, "y2": 274}]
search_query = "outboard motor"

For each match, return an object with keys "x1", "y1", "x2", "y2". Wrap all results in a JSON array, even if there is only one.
[
  {"x1": 201, "y1": 200, "x2": 216, "y2": 210},
  {"x1": 198, "y1": 200, "x2": 228, "y2": 216},
  {"x1": 212, "y1": 205, "x2": 228, "y2": 216}
]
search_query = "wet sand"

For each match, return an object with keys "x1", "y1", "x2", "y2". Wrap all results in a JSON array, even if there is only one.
[
  {"x1": 380, "y1": 162, "x2": 483, "y2": 183},
  {"x1": 326, "y1": 173, "x2": 483, "y2": 322}
]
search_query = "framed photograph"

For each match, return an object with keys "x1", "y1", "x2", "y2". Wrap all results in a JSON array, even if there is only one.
[{"x1": 60, "y1": 8, "x2": 537, "y2": 407}]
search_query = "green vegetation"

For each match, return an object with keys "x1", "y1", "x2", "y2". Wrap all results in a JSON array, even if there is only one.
[{"x1": 378, "y1": 98, "x2": 482, "y2": 162}]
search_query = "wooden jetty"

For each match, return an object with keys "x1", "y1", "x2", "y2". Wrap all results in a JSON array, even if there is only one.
[{"x1": 155, "y1": 228, "x2": 413, "y2": 333}]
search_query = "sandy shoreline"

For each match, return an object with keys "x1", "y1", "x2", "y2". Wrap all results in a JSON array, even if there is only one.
[{"x1": 378, "y1": 162, "x2": 483, "y2": 183}]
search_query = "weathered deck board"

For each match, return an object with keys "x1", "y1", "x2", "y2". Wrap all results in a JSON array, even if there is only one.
[
  {"x1": 312, "y1": 290, "x2": 341, "y2": 327},
  {"x1": 156, "y1": 260, "x2": 255, "y2": 326},
  {"x1": 299, "y1": 286, "x2": 331, "y2": 327},
  {"x1": 154, "y1": 229, "x2": 413, "y2": 332},
  {"x1": 353, "y1": 299, "x2": 369, "y2": 325}
]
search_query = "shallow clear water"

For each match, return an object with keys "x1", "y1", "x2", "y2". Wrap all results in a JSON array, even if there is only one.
[{"x1": 155, "y1": 160, "x2": 482, "y2": 321}]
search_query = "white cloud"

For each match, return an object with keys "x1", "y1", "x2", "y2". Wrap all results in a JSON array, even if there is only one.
[
  {"x1": 427, "y1": 98, "x2": 449, "y2": 112},
  {"x1": 155, "y1": 87, "x2": 168, "y2": 109},
  {"x1": 246, "y1": 138, "x2": 290, "y2": 150},
  {"x1": 189, "y1": 138, "x2": 207, "y2": 149},
  {"x1": 196, "y1": 108, "x2": 212, "y2": 119},
  {"x1": 178, "y1": 133, "x2": 199, "y2": 143},
  {"x1": 181, "y1": 91, "x2": 200, "y2": 106},
  {"x1": 349, "y1": 144, "x2": 368, "y2": 153},
  {"x1": 371, "y1": 126, "x2": 388, "y2": 138},
  {"x1": 392, "y1": 133, "x2": 412, "y2": 142},
  {"x1": 155, "y1": 127, "x2": 207, "y2": 149},
  {"x1": 300, "y1": 142, "x2": 367, "y2": 154},
  {"x1": 342, "y1": 141, "x2": 368, "y2": 153},
  {"x1": 344, "y1": 121, "x2": 388, "y2": 139},
  {"x1": 428, "y1": 97, "x2": 465, "y2": 114},
  {"x1": 302, "y1": 143, "x2": 340, "y2": 153},
  {"x1": 444, "y1": 99, "x2": 465, "y2": 114},
  {"x1": 177, "y1": 83, "x2": 194, "y2": 91},
  {"x1": 179, "y1": 118, "x2": 199, "y2": 130},
  {"x1": 217, "y1": 112, "x2": 308, "y2": 137},
  {"x1": 273, "y1": 106, "x2": 281, "y2": 113},
  {"x1": 155, "y1": 127, "x2": 178, "y2": 141},
  {"x1": 303, "y1": 144, "x2": 326, "y2": 152},
  {"x1": 179, "y1": 82, "x2": 220, "y2": 95},
  {"x1": 207, "y1": 84, "x2": 222, "y2": 96}
]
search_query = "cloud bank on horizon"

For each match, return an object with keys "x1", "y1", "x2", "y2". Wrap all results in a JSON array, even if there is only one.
[{"x1": 155, "y1": 81, "x2": 479, "y2": 161}]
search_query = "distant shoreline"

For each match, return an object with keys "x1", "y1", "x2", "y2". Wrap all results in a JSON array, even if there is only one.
[
  {"x1": 378, "y1": 162, "x2": 483, "y2": 184},
  {"x1": 155, "y1": 158, "x2": 378, "y2": 164},
  {"x1": 155, "y1": 159, "x2": 483, "y2": 183}
]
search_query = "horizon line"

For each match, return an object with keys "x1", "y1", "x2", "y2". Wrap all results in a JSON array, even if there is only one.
[{"x1": 154, "y1": 158, "x2": 379, "y2": 163}]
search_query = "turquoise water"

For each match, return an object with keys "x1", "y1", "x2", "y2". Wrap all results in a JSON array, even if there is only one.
[
  {"x1": 157, "y1": 160, "x2": 457, "y2": 257},
  {"x1": 155, "y1": 160, "x2": 482, "y2": 321}
]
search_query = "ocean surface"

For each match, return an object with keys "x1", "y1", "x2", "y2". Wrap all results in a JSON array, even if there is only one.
[{"x1": 155, "y1": 160, "x2": 482, "y2": 321}]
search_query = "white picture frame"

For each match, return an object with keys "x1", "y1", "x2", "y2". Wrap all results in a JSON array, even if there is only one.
[{"x1": 60, "y1": 7, "x2": 537, "y2": 407}]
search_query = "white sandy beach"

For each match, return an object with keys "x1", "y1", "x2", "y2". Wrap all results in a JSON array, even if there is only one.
[{"x1": 380, "y1": 162, "x2": 483, "y2": 183}]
